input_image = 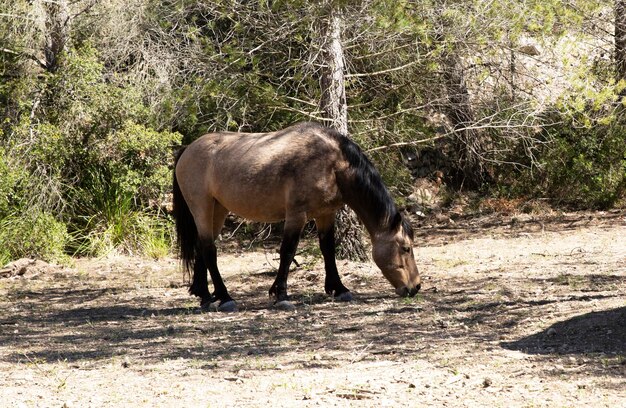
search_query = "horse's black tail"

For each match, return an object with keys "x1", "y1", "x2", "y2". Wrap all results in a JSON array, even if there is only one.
[{"x1": 172, "y1": 147, "x2": 197, "y2": 277}]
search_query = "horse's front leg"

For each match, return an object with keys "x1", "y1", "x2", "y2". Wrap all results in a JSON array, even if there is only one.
[
  {"x1": 195, "y1": 199, "x2": 235, "y2": 312},
  {"x1": 269, "y1": 214, "x2": 305, "y2": 306},
  {"x1": 316, "y1": 214, "x2": 352, "y2": 301}
]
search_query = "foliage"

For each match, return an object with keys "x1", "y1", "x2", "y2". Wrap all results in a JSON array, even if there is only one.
[
  {"x1": 68, "y1": 169, "x2": 174, "y2": 258},
  {"x1": 1, "y1": 35, "x2": 180, "y2": 261},
  {"x1": 0, "y1": 211, "x2": 69, "y2": 265},
  {"x1": 0, "y1": 146, "x2": 20, "y2": 218},
  {"x1": 0, "y1": 0, "x2": 625, "y2": 263},
  {"x1": 100, "y1": 121, "x2": 181, "y2": 204},
  {"x1": 538, "y1": 115, "x2": 626, "y2": 209}
]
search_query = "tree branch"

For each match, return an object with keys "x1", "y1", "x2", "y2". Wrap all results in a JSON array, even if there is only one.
[
  {"x1": 345, "y1": 60, "x2": 420, "y2": 78},
  {"x1": 0, "y1": 13, "x2": 35, "y2": 21},
  {"x1": 365, "y1": 135, "x2": 446, "y2": 153},
  {"x1": 1, "y1": 48, "x2": 48, "y2": 70}
]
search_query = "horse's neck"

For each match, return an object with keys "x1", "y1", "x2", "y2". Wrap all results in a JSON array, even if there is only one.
[{"x1": 338, "y1": 175, "x2": 391, "y2": 238}]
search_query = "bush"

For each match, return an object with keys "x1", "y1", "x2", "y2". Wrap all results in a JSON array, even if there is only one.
[
  {"x1": 100, "y1": 121, "x2": 181, "y2": 205},
  {"x1": 0, "y1": 145, "x2": 70, "y2": 265},
  {"x1": 491, "y1": 79, "x2": 626, "y2": 209},
  {"x1": 538, "y1": 118, "x2": 626, "y2": 208},
  {"x1": 72, "y1": 209, "x2": 173, "y2": 259},
  {"x1": 0, "y1": 147, "x2": 18, "y2": 218},
  {"x1": 0, "y1": 212, "x2": 69, "y2": 265},
  {"x1": 0, "y1": 44, "x2": 182, "y2": 262},
  {"x1": 68, "y1": 169, "x2": 173, "y2": 258}
]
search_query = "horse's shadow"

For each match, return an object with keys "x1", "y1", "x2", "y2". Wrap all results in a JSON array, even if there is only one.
[
  {"x1": 501, "y1": 306, "x2": 626, "y2": 356},
  {"x1": 0, "y1": 284, "x2": 397, "y2": 365}
]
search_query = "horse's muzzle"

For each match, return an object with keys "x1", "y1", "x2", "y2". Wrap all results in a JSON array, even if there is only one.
[{"x1": 395, "y1": 284, "x2": 421, "y2": 297}]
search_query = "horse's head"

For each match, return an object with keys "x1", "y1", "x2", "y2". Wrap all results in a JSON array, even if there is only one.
[{"x1": 372, "y1": 213, "x2": 421, "y2": 297}]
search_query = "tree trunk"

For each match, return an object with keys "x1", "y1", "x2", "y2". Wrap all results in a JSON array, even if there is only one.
[
  {"x1": 616, "y1": 0, "x2": 626, "y2": 99},
  {"x1": 320, "y1": 10, "x2": 348, "y2": 135},
  {"x1": 441, "y1": 52, "x2": 490, "y2": 189},
  {"x1": 319, "y1": 10, "x2": 368, "y2": 262},
  {"x1": 43, "y1": 0, "x2": 71, "y2": 73}
]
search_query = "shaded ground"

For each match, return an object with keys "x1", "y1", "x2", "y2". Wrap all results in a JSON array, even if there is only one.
[{"x1": 1, "y1": 211, "x2": 625, "y2": 407}]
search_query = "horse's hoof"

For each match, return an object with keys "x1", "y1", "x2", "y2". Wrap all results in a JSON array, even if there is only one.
[
  {"x1": 218, "y1": 300, "x2": 238, "y2": 312},
  {"x1": 335, "y1": 291, "x2": 353, "y2": 302},
  {"x1": 274, "y1": 300, "x2": 296, "y2": 311}
]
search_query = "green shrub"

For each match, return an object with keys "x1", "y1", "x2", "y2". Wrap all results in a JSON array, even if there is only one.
[
  {"x1": 68, "y1": 169, "x2": 173, "y2": 258},
  {"x1": 492, "y1": 79, "x2": 626, "y2": 209},
  {"x1": 72, "y1": 208, "x2": 173, "y2": 259},
  {"x1": 1, "y1": 43, "x2": 182, "y2": 260},
  {"x1": 534, "y1": 111, "x2": 626, "y2": 209},
  {"x1": 0, "y1": 212, "x2": 69, "y2": 265},
  {"x1": 0, "y1": 146, "x2": 71, "y2": 265},
  {"x1": 498, "y1": 120, "x2": 626, "y2": 209},
  {"x1": 0, "y1": 147, "x2": 17, "y2": 218},
  {"x1": 100, "y1": 121, "x2": 182, "y2": 205}
]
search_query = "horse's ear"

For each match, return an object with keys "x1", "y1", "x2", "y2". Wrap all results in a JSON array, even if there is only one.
[{"x1": 390, "y1": 212, "x2": 402, "y2": 231}]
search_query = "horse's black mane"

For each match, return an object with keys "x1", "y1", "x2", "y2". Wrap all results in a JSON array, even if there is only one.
[{"x1": 316, "y1": 123, "x2": 413, "y2": 238}]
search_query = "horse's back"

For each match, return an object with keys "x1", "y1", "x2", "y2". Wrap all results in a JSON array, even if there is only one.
[{"x1": 175, "y1": 123, "x2": 345, "y2": 222}]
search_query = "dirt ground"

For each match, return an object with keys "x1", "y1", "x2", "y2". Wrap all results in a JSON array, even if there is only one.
[{"x1": 1, "y1": 211, "x2": 625, "y2": 407}]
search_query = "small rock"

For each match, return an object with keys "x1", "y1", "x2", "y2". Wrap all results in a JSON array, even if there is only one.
[
  {"x1": 0, "y1": 258, "x2": 57, "y2": 279},
  {"x1": 547, "y1": 328, "x2": 557, "y2": 336},
  {"x1": 236, "y1": 369, "x2": 252, "y2": 379},
  {"x1": 335, "y1": 291, "x2": 353, "y2": 302},
  {"x1": 207, "y1": 300, "x2": 238, "y2": 312},
  {"x1": 218, "y1": 300, "x2": 238, "y2": 312},
  {"x1": 482, "y1": 378, "x2": 492, "y2": 388},
  {"x1": 274, "y1": 300, "x2": 296, "y2": 311}
]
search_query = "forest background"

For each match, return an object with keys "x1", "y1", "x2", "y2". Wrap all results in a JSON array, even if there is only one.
[{"x1": 1, "y1": 0, "x2": 625, "y2": 264}]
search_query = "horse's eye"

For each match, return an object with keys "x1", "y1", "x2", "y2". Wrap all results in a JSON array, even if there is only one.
[{"x1": 402, "y1": 246, "x2": 411, "y2": 253}]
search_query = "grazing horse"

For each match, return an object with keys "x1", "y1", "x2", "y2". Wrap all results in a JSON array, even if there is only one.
[{"x1": 173, "y1": 122, "x2": 420, "y2": 311}]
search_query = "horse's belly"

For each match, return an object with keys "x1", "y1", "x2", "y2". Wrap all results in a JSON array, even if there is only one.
[
  {"x1": 219, "y1": 196, "x2": 287, "y2": 223},
  {"x1": 213, "y1": 181, "x2": 340, "y2": 223},
  {"x1": 210, "y1": 181, "x2": 285, "y2": 222}
]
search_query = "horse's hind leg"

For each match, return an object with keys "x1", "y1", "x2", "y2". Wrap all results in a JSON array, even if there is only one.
[
  {"x1": 197, "y1": 239, "x2": 235, "y2": 311},
  {"x1": 194, "y1": 199, "x2": 236, "y2": 311},
  {"x1": 190, "y1": 253, "x2": 212, "y2": 304},
  {"x1": 269, "y1": 212, "x2": 306, "y2": 304},
  {"x1": 315, "y1": 214, "x2": 352, "y2": 301}
]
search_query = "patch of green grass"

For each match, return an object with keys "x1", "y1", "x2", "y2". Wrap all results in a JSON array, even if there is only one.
[
  {"x1": 401, "y1": 295, "x2": 422, "y2": 305},
  {"x1": 554, "y1": 273, "x2": 585, "y2": 288},
  {"x1": 67, "y1": 168, "x2": 174, "y2": 258},
  {"x1": 600, "y1": 354, "x2": 625, "y2": 368}
]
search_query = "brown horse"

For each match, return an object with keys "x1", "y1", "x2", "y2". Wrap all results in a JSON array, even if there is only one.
[{"x1": 173, "y1": 122, "x2": 420, "y2": 311}]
